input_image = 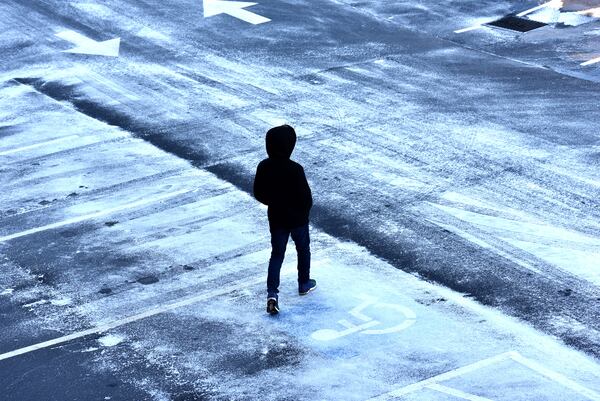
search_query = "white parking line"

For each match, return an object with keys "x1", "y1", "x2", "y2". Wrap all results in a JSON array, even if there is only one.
[
  {"x1": 0, "y1": 274, "x2": 263, "y2": 362},
  {"x1": 366, "y1": 352, "x2": 513, "y2": 400},
  {"x1": 517, "y1": 1, "x2": 559, "y2": 17},
  {"x1": 0, "y1": 135, "x2": 79, "y2": 156},
  {"x1": 454, "y1": 25, "x2": 484, "y2": 34},
  {"x1": 0, "y1": 259, "x2": 328, "y2": 362},
  {"x1": 509, "y1": 353, "x2": 600, "y2": 401},
  {"x1": 366, "y1": 351, "x2": 600, "y2": 401},
  {"x1": 0, "y1": 188, "x2": 193, "y2": 242},
  {"x1": 582, "y1": 56, "x2": 600, "y2": 66},
  {"x1": 426, "y1": 383, "x2": 493, "y2": 401}
]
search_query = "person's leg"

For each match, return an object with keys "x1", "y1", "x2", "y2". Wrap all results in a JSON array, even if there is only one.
[
  {"x1": 290, "y1": 223, "x2": 311, "y2": 286},
  {"x1": 267, "y1": 227, "x2": 290, "y2": 299}
]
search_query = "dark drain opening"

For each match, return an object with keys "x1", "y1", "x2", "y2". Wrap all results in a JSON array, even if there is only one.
[{"x1": 486, "y1": 15, "x2": 548, "y2": 32}]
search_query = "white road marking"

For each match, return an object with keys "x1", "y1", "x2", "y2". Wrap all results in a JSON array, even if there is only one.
[
  {"x1": 55, "y1": 30, "x2": 120, "y2": 57},
  {"x1": 0, "y1": 135, "x2": 79, "y2": 156},
  {"x1": 366, "y1": 351, "x2": 600, "y2": 401},
  {"x1": 423, "y1": 217, "x2": 544, "y2": 276},
  {"x1": 0, "y1": 259, "x2": 328, "y2": 362},
  {"x1": 0, "y1": 275, "x2": 263, "y2": 362},
  {"x1": 311, "y1": 294, "x2": 416, "y2": 341},
  {"x1": 362, "y1": 303, "x2": 416, "y2": 335},
  {"x1": 454, "y1": 25, "x2": 484, "y2": 34},
  {"x1": 311, "y1": 320, "x2": 380, "y2": 341},
  {"x1": 203, "y1": 0, "x2": 271, "y2": 24},
  {"x1": 581, "y1": 56, "x2": 600, "y2": 66},
  {"x1": 426, "y1": 383, "x2": 494, "y2": 401},
  {"x1": 517, "y1": 0, "x2": 561, "y2": 17},
  {"x1": 0, "y1": 188, "x2": 193, "y2": 243},
  {"x1": 509, "y1": 352, "x2": 600, "y2": 401},
  {"x1": 366, "y1": 352, "x2": 514, "y2": 400}
]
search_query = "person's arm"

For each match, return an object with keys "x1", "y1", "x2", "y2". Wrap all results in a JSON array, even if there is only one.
[
  {"x1": 298, "y1": 166, "x2": 312, "y2": 211},
  {"x1": 253, "y1": 162, "x2": 270, "y2": 205}
]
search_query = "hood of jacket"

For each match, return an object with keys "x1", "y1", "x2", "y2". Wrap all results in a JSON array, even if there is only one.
[{"x1": 266, "y1": 124, "x2": 296, "y2": 159}]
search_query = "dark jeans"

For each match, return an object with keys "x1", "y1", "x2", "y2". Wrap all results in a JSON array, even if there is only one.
[{"x1": 267, "y1": 223, "x2": 311, "y2": 298}]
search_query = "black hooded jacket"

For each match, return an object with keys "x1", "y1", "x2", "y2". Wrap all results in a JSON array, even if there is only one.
[{"x1": 253, "y1": 125, "x2": 313, "y2": 230}]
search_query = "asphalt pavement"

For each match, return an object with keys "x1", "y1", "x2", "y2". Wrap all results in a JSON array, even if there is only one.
[{"x1": 1, "y1": 0, "x2": 600, "y2": 400}]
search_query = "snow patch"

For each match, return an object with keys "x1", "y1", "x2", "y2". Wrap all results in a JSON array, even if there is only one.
[
  {"x1": 98, "y1": 334, "x2": 125, "y2": 347},
  {"x1": 23, "y1": 299, "x2": 48, "y2": 308},
  {"x1": 0, "y1": 288, "x2": 14, "y2": 296},
  {"x1": 137, "y1": 27, "x2": 172, "y2": 43},
  {"x1": 71, "y1": 3, "x2": 114, "y2": 18},
  {"x1": 50, "y1": 297, "x2": 72, "y2": 306}
]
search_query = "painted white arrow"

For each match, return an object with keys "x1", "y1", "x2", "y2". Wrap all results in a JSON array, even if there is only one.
[
  {"x1": 55, "y1": 30, "x2": 120, "y2": 57},
  {"x1": 203, "y1": 0, "x2": 271, "y2": 24}
]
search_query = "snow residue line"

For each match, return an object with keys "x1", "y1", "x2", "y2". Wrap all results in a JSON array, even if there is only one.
[
  {"x1": 582, "y1": 56, "x2": 600, "y2": 66},
  {"x1": 0, "y1": 188, "x2": 193, "y2": 243},
  {"x1": 0, "y1": 135, "x2": 79, "y2": 156},
  {"x1": 86, "y1": 70, "x2": 141, "y2": 101},
  {"x1": 366, "y1": 352, "x2": 513, "y2": 400},
  {"x1": 0, "y1": 259, "x2": 328, "y2": 362}
]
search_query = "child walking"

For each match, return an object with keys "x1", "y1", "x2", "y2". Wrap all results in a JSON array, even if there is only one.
[{"x1": 253, "y1": 124, "x2": 316, "y2": 315}]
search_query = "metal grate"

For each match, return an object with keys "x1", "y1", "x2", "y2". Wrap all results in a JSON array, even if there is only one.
[{"x1": 486, "y1": 15, "x2": 548, "y2": 32}]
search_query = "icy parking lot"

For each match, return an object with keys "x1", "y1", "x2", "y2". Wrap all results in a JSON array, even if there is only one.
[
  {"x1": 1, "y1": 0, "x2": 600, "y2": 399},
  {"x1": 1, "y1": 85, "x2": 600, "y2": 400}
]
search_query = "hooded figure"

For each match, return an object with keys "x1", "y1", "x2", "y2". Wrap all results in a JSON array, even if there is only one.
[
  {"x1": 253, "y1": 125, "x2": 313, "y2": 230},
  {"x1": 254, "y1": 125, "x2": 316, "y2": 314}
]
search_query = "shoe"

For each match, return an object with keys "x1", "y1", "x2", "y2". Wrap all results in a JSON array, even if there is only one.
[
  {"x1": 266, "y1": 297, "x2": 279, "y2": 315},
  {"x1": 299, "y1": 279, "x2": 317, "y2": 295}
]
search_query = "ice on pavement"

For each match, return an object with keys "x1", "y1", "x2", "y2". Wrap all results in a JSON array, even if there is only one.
[
  {"x1": 1, "y1": 1, "x2": 600, "y2": 397},
  {"x1": 50, "y1": 297, "x2": 72, "y2": 306},
  {"x1": 98, "y1": 334, "x2": 125, "y2": 347},
  {"x1": 428, "y1": 201, "x2": 600, "y2": 285},
  {"x1": 0, "y1": 289, "x2": 14, "y2": 296},
  {"x1": 527, "y1": 6, "x2": 596, "y2": 26},
  {"x1": 105, "y1": 237, "x2": 600, "y2": 400},
  {"x1": 1, "y1": 83, "x2": 598, "y2": 399}
]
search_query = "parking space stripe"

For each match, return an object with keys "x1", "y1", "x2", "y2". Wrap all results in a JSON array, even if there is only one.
[
  {"x1": 0, "y1": 259, "x2": 328, "y2": 362},
  {"x1": 582, "y1": 56, "x2": 600, "y2": 66},
  {"x1": 0, "y1": 274, "x2": 264, "y2": 362},
  {"x1": 509, "y1": 353, "x2": 600, "y2": 401},
  {"x1": 367, "y1": 351, "x2": 600, "y2": 401},
  {"x1": 426, "y1": 383, "x2": 494, "y2": 401},
  {"x1": 517, "y1": 1, "x2": 560, "y2": 17},
  {"x1": 454, "y1": 25, "x2": 483, "y2": 34},
  {"x1": 366, "y1": 352, "x2": 513, "y2": 400}
]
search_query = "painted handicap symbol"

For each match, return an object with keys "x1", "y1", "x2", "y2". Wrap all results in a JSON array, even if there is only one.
[{"x1": 311, "y1": 294, "x2": 416, "y2": 341}]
